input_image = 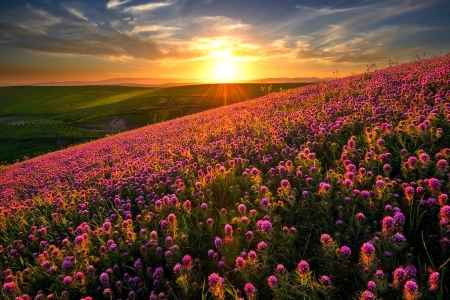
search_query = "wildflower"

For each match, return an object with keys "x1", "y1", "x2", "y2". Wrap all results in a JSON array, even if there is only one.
[
  {"x1": 246, "y1": 231, "x2": 254, "y2": 240},
  {"x1": 208, "y1": 273, "x2": 225, "y2": 297},
  {"x1": 382, "y1": 216, "x2": 395, "y2": 235},
  {"x1": 392, "y1": 232, "x2": 407, "y2": 244},
  {"x1": 440, "y1": 205, "x2": 450, "y2": 222},
  {"x1": 428, "y1": 178, "x2": 441, "y2": 191},
  {"x1": 437, "y1": 159, "x2": 448, "y2": 169},
  {"x1": 404, "y1": 186, "x2": 415, "y2": 200},
  {"x1": 321, "y1": 275, "x2": 330, "y2": 285},
  {"x1": 103, "y1": 288, "x2": 112, "y2": 297},
  {"x1": 403, "y1": 280, "x2": 419, "y2": 300},
  {"x1": 181, "y1": 254, "x2": 193, "y2": 270},
  {"x1": 214, "y1": 237, "x2": 223, "y2": 250},
  {"x1": 404, "y1": 265, "x2": 417, "y2": 279},
  {"x1": 276, "y1": 264, "x2": 286, "y2": 275},
  {"x1": 360, "y1": 290, "x2": 375, "y2": 300},
  {"x1": 360, "y1": 242, "x2": 376, "y2": 266},
  {"x1": 428, "y1": 271, "x2": 440, "y2": 292},
  {"x1": 99, "y1": 272, "x2": 109, "y2": 286},
  {"x1": 74, "y1": 271, "x2": 85, "y2": 282},
  {"x1": 367, "y1": 281, "x2": 376, "y2": 291},
  {"x1": 3, "y1": 281, "x2": 16, "y2": 294},
  {"x1": 340, "y1": 246, "x2": 351, "y2": 258},
  {"x1": 260, "y1": 198, "x2": 270, "y2": 208},
  {"x1": 238, "y1": 204, "x2": 246, "y2": 214},
  {"x1": 320, "y1": 233, "x2": 332, "y2": 246},
  {"x1": 268, "y1": 275, "x2": 277, "y2": 288},
  {"x1": 208, "y1": 273, "x2": 223, "y2": 288},
  {"x1": 257, "y1": 220, "x2": 273, "y2": 233},
  {"x1": 393, "y1": 267, "x2": 406, "y2": 288},
  {"x1": 167, "y1": 213, "x2": 177, "y2": 224},
  {"x1": 62, "y1": 276, "x2": 72, "y2": 285},
  {"x1": 297, "y1": 260, "x2": 310, "y2": 276},
  {"x1": 375, "y1": 269, "x2": 384, "y2": 280},
  {"x1": 224, "y1": 224, "x2": 233, "y2": 236},
  {"x1": 393, "y1": 211, "x2": 405, "y2": 229},
  {"x1": 280, "y1": 179, "x2": 290, "y2": 189},
  {"x1": 153, "y1": 267, "x2": 163, "y2": 278},
  {"x1": 236, "y1": 256, "x2": 246, "y2": 269},
  {"x1": 356, "y1": 212, "x2": 366, "y2": 221},
  {"x1": 244, "y1": 283, "x2": 257, "y2": 300},
  {"x1": 257, "y1": 241, "x2": 267, "y2": 250}
]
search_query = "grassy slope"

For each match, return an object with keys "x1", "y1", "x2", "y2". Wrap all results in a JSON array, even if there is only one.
[{"x1": 0, "y1": 83, "x2": 310, "y2": 163}]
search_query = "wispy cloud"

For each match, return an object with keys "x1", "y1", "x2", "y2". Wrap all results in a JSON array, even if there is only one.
[
  {"x1": 107, "y1": 0, "x2": 131, "y2": 9},
  {"x1": 123, "y1": 1, "x2": 174, "y2": 13},
  {"x1": 65, "y1": 7, "x2": 89, "y2": 21},
  {"x1": 129, "y1": 25, "x2": 180, "y2": 35}
]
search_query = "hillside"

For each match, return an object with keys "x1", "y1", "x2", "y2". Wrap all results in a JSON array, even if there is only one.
[
  {"x1": 0, "y1": 83, "x2": 309, "y2": 163},
  {"x1": 0, "y1": 56, "x2": 450, "y2": 299}
]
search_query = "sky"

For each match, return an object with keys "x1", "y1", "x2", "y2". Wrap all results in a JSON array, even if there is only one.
[{"x1": 0, "y1": 0, "x2": 449, "y2": 84}]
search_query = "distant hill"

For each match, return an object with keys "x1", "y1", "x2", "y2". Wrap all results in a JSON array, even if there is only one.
[{"x1": 1, "y1": 77, "x2": 330, "y2": 87}]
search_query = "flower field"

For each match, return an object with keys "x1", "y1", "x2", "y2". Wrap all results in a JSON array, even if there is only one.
[{"x1": 1, "y1": 55, "x2": 450, "y2": 299}]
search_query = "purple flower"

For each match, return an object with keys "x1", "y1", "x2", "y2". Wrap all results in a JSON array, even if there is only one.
[
  {"x1": 214, "y1": 237, "x2": 223, "y2": 249},
  {"x1": 260, "y1": 198, "x2": 270, "y2": 208},
  {"x1": 99, "y1": 272, "x2": 109, "y2": 286},
  {"x1": 340, "y1": 246, "x2": 351, "y2": 258},
  {"x1": 392, "y1": 232, "x2": 406, "y2": 244}
]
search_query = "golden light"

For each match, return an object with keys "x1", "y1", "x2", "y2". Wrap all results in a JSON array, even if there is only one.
[{"x1": 213, "y1": 60, "x2": 237, "y2": 82}]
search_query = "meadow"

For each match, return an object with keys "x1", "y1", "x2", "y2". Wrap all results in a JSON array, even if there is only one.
[
  {"x1": 0, "y1": 83, "x2": 308, "y2": 163},
  {"x1": 0, "y1": 55, "x2": 450, "y2": 300}
]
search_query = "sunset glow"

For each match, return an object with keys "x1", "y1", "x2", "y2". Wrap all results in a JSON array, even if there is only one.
[
  {"x1": 0, "y1": 0, "x2": 449, "y2": 84},
  {"x1": 212, "y1": 60, "x2": 237, "y2": 82}
]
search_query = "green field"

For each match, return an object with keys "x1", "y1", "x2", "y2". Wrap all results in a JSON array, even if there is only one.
[{"x1": 0, "y1": 83, "x2": 311, "y2": 163}]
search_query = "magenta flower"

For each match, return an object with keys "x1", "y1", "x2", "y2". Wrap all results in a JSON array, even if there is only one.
[
  {"x1": 268, "y1": 275, "x2": 277, "y2": 288},
  {"x1": 428, "y1": 271, "x2": 440, "y2": 291},
  {"x1": 244, "y1": 283, "x2": 257, "y2": 299},
  {"x1": 236, "y1": 256, "x2": 246, "y2": 269},
  {"x1": 440, "y1": 205, "x2": 450, "y2": 222},
  {"x1": 297, "y1": 260, "x2": 310, "y2": 276},
  {"x1": 403, "y1": 280, "x2": 419, "y2": 299}
]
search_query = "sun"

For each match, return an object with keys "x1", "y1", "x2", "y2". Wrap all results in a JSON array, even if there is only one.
[{"x1": 213, "y1": 60, "x2": 237, "y2": 82}]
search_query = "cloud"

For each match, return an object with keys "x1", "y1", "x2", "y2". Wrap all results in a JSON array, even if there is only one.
[
  {"x1": 65, "y1": 7, "x2": 89, "y2": 21},
  {"x1": 129, "y1": 25, "x2": 180, "y2": 35},
  {"x1": 123, "y1": 1, "x2": 174, "y2": 13},
  {"x1": 107, "y1": 0, "x2": 131, "y2": 9}
]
